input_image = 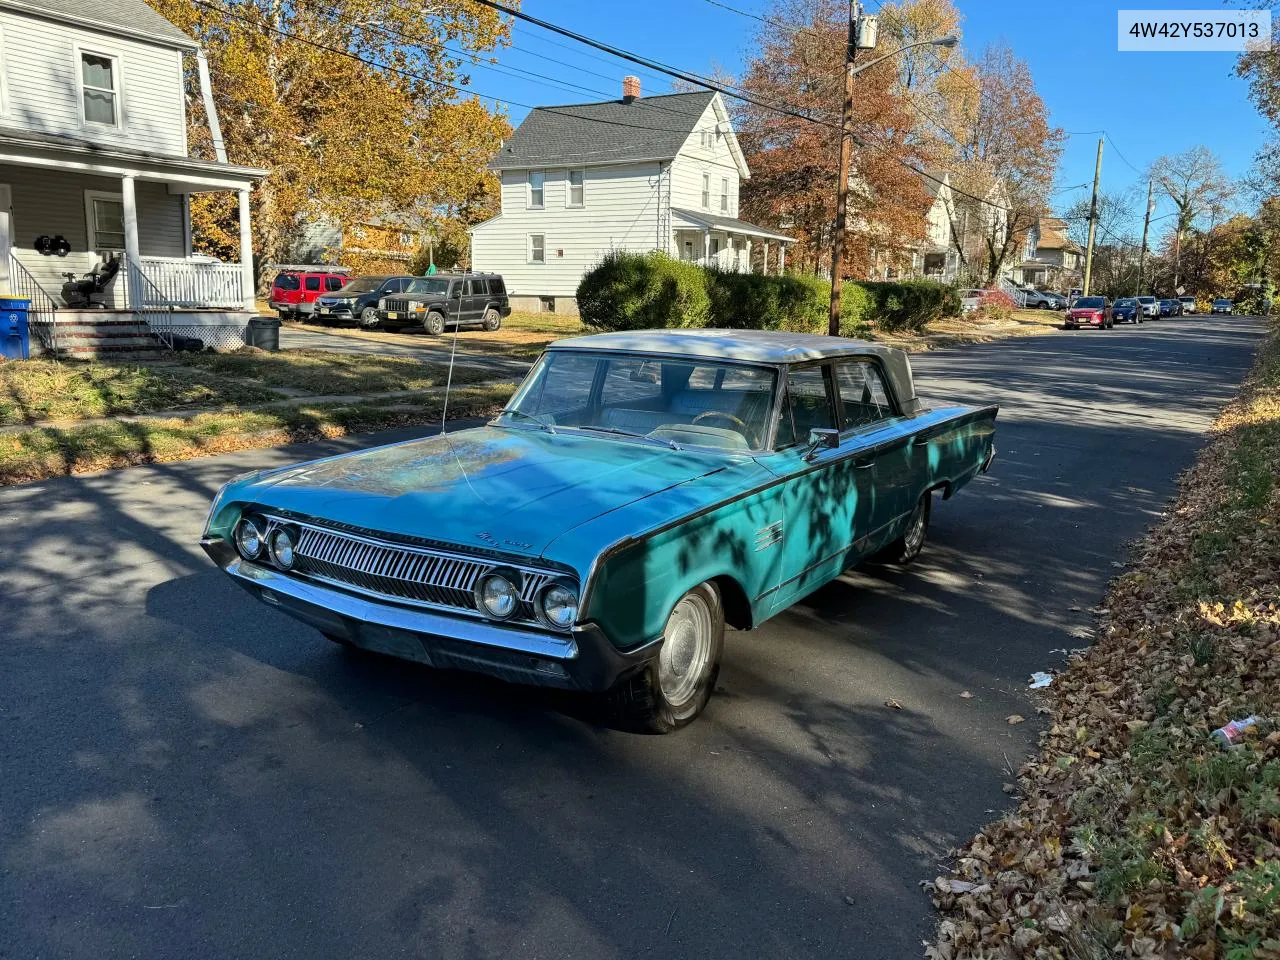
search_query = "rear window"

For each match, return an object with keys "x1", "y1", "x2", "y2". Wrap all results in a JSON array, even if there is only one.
[
  {"x1": 488, "y1": 277, "x2": 506, "y2": 296},
  {"x1": 324, "y1": 276, "x2": 345, "y2": 291},
  {"x1": 1075, "y1": 297, "x2": 1105, "y2": 308},
  {"x1": 274, "y1": 273, "x2": 300, "y2": 291}
]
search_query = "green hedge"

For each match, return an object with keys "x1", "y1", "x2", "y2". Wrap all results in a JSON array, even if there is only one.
[
  {"x1": 575, "y1": 250, "x2": 710, "y2": 331},
  {"x1": 576, "y1": 251, "x2": 957, "y2": 335}
]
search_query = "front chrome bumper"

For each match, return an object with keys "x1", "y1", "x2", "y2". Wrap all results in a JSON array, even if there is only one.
[{"x1": 203, "y1": 539, "x2": 657, "y2": 692}]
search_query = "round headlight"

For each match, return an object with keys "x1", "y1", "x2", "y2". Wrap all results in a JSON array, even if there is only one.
[
  {"x1": 234, "y1": 517, "x2": 265, "y2": 560},
  {"x1": 269, "y1": 527, "x2": 296, "y2": 569},
  {"x1": 476, "y1": 572, "x2": 519, "y2": 620},
  {"x1": 539, "y1": 582, "x2": 578, "y2": 630}
]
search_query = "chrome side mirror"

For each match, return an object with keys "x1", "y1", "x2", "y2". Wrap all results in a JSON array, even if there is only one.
[{"x1": 803, "y1": 427, "x2": 840, "y2": 461}]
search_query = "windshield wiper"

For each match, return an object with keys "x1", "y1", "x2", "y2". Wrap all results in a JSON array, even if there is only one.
[
  {"x1": 496, "y1": 409, "x2": 556, "y2": 434},
  {"x1": 574, "y1": 424, "x2": 680, "y2": 450}
]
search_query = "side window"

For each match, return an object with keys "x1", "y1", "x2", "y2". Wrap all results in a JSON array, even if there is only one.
[
  {"x1": 488, "y1": 277, "x2": 506, "y2": 296},
  {"x1": 778, "y1": 365, "x2": 835, "y2": 447},
  {"x1": 324, "y1": 276, "x2": 344, "y2": 291},
  {"x1": 835, "y1": 361, "x2": 894, "y2": 430},
  {"x1": 304, "y1": 276, "x2": 321, "y2": 291},
  {"x1": 465, "y1": 278, "x2": 483, "y2": 296}
]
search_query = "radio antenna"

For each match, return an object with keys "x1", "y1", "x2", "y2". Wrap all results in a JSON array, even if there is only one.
[{"x1": 439, "y1": 295, "x2": 462, "y2": 434}]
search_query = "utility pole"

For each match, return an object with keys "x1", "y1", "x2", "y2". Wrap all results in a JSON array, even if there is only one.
[
  {"x1": 1082, "y1": 137, "x2": 1103, "y2": 297},
  {"x1": 828, "y1": 0, "x2": 862, "y2": 336},
  {"x1": 1136, "y1": 177, "x2": 1153, "y2": 296}
]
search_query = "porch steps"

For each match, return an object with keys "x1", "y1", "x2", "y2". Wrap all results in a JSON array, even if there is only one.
[{"x1": 44, "y1": 316, "x2": 165, "y2": 360}]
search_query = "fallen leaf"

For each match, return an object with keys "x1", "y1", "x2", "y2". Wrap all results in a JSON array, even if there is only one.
[
  {"x1": 959, "y1": 691, "x2": 974, "y2": 699},
  {"x1": 885, "y1": 698, "x2": 902, "y2": 710},
  {"x1": 1006, "y1": 715, "x2": 1025, "y2": 725}
]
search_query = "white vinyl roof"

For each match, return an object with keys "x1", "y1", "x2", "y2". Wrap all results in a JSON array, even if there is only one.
[{"x1": 548, "y1": 329, "x2": 920, "y2": 409}]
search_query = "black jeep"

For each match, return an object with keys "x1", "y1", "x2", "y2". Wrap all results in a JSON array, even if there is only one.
[{"x1": 376, "y1": 273, "x2": 511, "y2": 334}]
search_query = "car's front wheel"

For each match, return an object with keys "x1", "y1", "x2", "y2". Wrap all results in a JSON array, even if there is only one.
[
  {"x1": 358, "y1": 306, "x2": 380, "y2": 328},
  {"x1": 607, "y1": 582, "x2": 724, "y2": 733},
  {"x1": 423, "y1": 312, "x2": 445, "y2": 336}
]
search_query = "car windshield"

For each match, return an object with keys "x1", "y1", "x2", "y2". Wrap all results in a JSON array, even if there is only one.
[
  {"x1": 1115, "y1": 299, "x2": 1136, "y2": 307},
  {"x1": 406, "y1": 278, "x2": 450, "y2": 295},
  {"x1": 339, "y1": 277, "x2": 387, "y2": 294},
  {"x1": 1215, "y1": 299, "x2": 1231, "y2": 305},
  {"x1": 1138, "y1": 296, "x2": 1156, "y2": 303},
  {"x1": 1179, "y1": 297, "x2": 1195, "y2": 302},
  {"x1": 1075, "y1": 297, "x2": 1105, "y2": 308},
  {"x1": 500, "y1": 351, "x2": 779, "y2": 452}
]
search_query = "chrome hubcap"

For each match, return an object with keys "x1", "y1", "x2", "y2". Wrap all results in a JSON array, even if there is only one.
[
  {"x1": 905, "y1": 499, "x2": 927, "y2": 553},
  {"x1": 658, "y1": 593, "x2": 713, "y2": 706}
]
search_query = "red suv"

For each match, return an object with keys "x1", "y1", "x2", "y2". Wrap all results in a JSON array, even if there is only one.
[{"x1": 270, "y1": 268, "x2": 352, "y2": 319}]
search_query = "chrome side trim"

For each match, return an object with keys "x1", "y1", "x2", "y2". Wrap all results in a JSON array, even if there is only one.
[{"x1": 226, "y1": 558, "x2": 579, "y2": 661}]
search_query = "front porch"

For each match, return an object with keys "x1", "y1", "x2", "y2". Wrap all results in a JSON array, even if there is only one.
[
  {"x1": 0, "y1": 130, "x2": 264, "y2": 355},
  {"x1": 670, "y1": 208, "x2": 793, "y2": 274}
]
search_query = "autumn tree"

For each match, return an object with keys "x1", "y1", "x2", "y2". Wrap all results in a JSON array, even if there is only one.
[
  {"x1": 146, "y1": 0, "x2": 510, "y2": 289},
  {"x1": 1061, "y1": 190, "x2": 1140, "y2": 297},
  {"x1": 1148, "y1": 146, "x2": 1235, "y2": 290},
  {"x1": 734, "y1": 0, "x2": 931, "y2": 278},
  {"x1": 943, "y1": 43, "x2": 1064, "y2": 285}
]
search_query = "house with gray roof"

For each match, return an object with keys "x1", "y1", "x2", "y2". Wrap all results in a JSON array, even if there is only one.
[
  {"x1": 0, "y1": 0, "x2": 265, "y2": 355},
  {"x1": 470, "y1": 77, "x2": 793, "y2": 312}
]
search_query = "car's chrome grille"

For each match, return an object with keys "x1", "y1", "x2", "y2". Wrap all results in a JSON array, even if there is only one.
[
  {"x1": 383, "y1": 298, "x2": 416, "y2": 313},
  {"x1": 265, "y1": 517, "x2": 554, "y2": 623}
]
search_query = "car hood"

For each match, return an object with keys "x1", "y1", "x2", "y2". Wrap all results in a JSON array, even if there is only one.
[{"x1": 230, "y1": 426, "x2": 740, "y2": 559}]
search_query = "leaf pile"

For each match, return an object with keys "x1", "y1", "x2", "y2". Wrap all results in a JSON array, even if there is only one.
[{"x1": 927, "y1": 326, "x2": 1280, "y2": 959}]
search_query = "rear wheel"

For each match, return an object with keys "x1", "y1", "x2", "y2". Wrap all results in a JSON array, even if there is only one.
[
  {"x1": 607, "y1": 582, "x2": 724, "y2": 734},
  {"x1": 358, "y1": 306, "x2": 379, "y2": 328},
  {"x1": 482, "y1": 308, "x2": 502, "y2": 332},
  {"x1": 875, "y1": 491, "x2": 931, "y2": 564},
  {"x1": 423, "y1": 311, "x2": 445, "y2": 336}
]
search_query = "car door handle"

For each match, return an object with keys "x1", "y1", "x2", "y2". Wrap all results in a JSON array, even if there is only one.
[{"x1": 853, "y1": 457, "x2": 875, "y2": 470}]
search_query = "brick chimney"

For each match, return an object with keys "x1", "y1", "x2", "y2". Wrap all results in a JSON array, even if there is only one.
[{"x1": 622, "y1": 75, "x2": 641, "y2": 103}]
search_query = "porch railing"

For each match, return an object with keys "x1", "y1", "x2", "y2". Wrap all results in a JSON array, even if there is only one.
[
  {"x1": 136, "y1": 256, "x2": 246, "y2": 309},
  {"x1": 998, "y1": 276, "x2": 1028, "y2": 308},
  {"x1": 127, "y1": 260, "x2": 249, "y2": 351},
  {"x1": 7, "y1": 254, "x2": 60, "y2": 355}
]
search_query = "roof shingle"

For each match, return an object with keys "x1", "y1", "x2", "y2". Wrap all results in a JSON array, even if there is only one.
[
  {"x1": 2, "y1": 0, "x2": 195, "y2": 47},
  {"x1": 491, "y1": 92, "x2": 715, "y2": 169}
]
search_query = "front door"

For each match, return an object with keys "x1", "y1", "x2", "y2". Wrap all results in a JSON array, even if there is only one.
[
  {"x1": 0, "y1": 185, "x2": 12, "y2": 292},
  {"x1": 757, "y1": 363, "x2": 878, "y2": 612}
]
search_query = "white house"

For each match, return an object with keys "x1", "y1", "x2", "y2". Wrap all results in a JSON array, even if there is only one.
[
  {"x1": 0, "y1": 0, "x2": 264, "y2": 354},
  {"x1": 470, "y1": 78, "x2": 794, "y2": 313},
  {"x1": 906, "y1": 172, "x2": 962, "y2": 282}
]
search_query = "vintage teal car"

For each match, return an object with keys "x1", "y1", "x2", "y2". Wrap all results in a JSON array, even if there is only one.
[{"x1": 202, "y1": 330, "x2": 997, "y2": 731}]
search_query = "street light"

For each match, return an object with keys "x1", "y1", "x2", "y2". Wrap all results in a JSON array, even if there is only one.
[{"x1": 828, "y1": 9, "x2": 960, "y2": 336}]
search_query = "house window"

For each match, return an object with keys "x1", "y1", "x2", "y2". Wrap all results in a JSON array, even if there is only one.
[
  {"x1": 84, "y1": 191, "x2": 125, "y2": 249},
  {"x1": 80, "y1": 51, "x2": 120, "y2": 127},
  {"x1": 720, "y1": 178, "x2": 729, "y2": 213},
  {"x1": 701, "y1": 174, "x2": 710, "y2": 209},
  {"x1": 529, "y1": 234, "x2": 545, "y2": 264},
  {"x1": 709, "y1": 238, "x2": 720, "y2": 257},
  {"x1": 528, "y1": 170, "x2": 544, "y2": 209},
  {"x1": 567, "y1": 169, "x2": 584, "y2": 207}
]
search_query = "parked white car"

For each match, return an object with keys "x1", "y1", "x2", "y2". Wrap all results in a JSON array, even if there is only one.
[
  {"x1": 1178, "y1": 296, "x2": 1197, "y2": 314},
  {"x1": 960, "y1": 288, "x2": 985, "y2": 313}
]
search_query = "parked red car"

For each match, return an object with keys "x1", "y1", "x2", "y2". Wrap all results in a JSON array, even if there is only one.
[
  {"x1": 1064, "y1": 295, "x2": 1113, "y2": 330},
  {"x1": 269, "y1": 267, "x2": 352, "y2": 319}
]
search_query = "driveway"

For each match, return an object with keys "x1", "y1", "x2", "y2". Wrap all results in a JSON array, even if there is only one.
[
  {"x1": 281, "y1": 324, "x2": 533, "y2": 377},
  {"x1": 0, "y1": 317, "x2": 1264, "y2": 959}
]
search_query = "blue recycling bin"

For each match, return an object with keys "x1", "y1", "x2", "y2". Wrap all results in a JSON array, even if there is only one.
[{"x1": 0, "y1": 298, "x2": 31, "y2": 360}]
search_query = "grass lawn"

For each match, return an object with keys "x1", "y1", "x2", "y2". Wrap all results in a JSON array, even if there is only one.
[
  {"x1": 176, "y1": 348, "x2": 494, "y2": 396},
  {"x1": 292, "y1": 311, "x2": 587, "y2": 361},
  {"x1": 0, "y1": 383, "x2": 517, "y2": 485},
  {"x1": 928, "y1": 324, "x2": 1280, "y2": 958},
  {"x1": 0, "y1": 358, "x2": 281, "y2": 426}
]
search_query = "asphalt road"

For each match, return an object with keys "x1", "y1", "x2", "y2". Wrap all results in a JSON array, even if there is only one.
[{"x1": 0, "y1": 316, "x2": 1264, "y2": 960}]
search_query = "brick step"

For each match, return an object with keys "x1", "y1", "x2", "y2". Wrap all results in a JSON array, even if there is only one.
[{"x1": 52, "y1": 329, "x2": 154, "y2": 340}]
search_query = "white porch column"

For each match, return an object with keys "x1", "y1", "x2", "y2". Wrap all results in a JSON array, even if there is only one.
[
  {"x1": 121, "y1": 175, "x2": 141, "y2": 309},
  {"x1": 237, "y1": 188, "x2": 256, "y2": 312},
  {"x1": 762, "y1": 242, "x2": 770, "y2": 276},
  {"x1": 702, "y1": 229, "x2": 711, "y2": 267},
  {"x1": 745, "y1": 239, "x2": 752, "y2": 274},
  {"x1": 778, "y1": 244, "x2": 785, "y2": 275}
]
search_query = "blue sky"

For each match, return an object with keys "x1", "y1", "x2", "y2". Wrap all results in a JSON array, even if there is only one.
[{"x1": 474, "y1": 0, "x2": 1273, "y2": 225}]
